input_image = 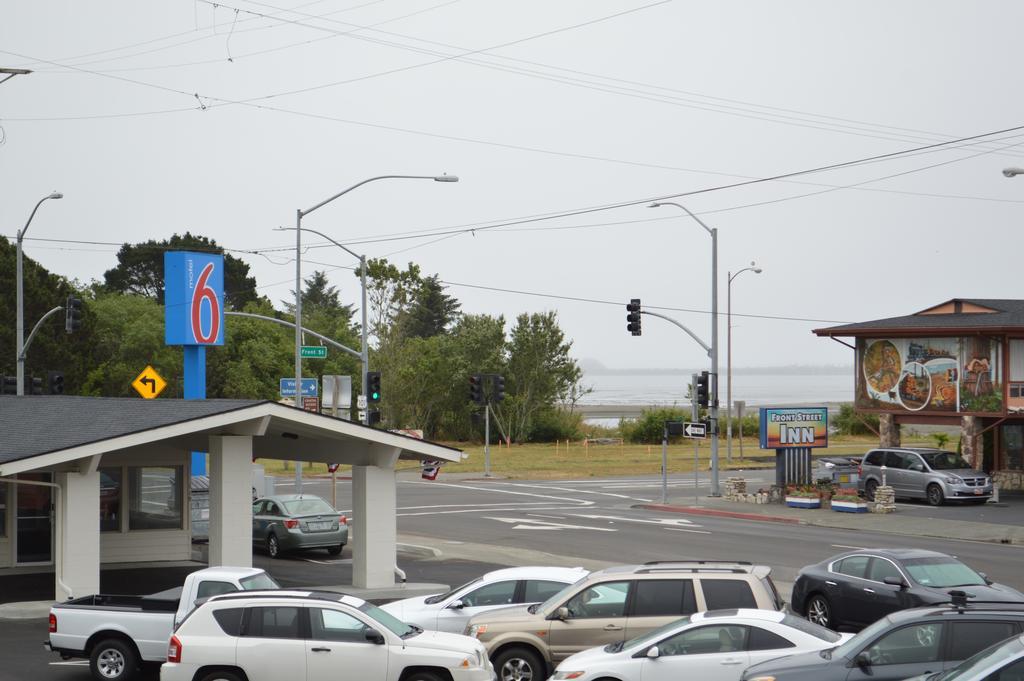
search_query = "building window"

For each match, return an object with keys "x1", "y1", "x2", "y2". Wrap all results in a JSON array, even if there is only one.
[
  {"x1": 1010, "y1": 383, "x2": 1024, "y2": 399},
  {"x1": 1004, "y1": 426, "x2": 1024, "y2": 471},
  {"x1": 99, "y1": 468, "x2": 122, "y2": 532},
  {"x1": 0, "y1": 483, "x2": 6, "y2": 538},
  {"x1": 129, "y1": 466, "x2": 183, "y2": 530}
]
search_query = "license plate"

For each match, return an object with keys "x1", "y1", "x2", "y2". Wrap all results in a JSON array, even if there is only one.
[
  {"x1": 974, "y1": 489, "x2": 983, "y2": 495},
  {"x1": 308, "y1": 521, "x2": 332, "y2": 531}
]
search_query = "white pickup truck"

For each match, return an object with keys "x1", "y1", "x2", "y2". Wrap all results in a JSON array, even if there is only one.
[{"x1": 46, "y1": 566, "x2": 279, "y2": 681}]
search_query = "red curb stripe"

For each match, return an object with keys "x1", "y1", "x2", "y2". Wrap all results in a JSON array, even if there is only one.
[{"x1": 639, "y1": 504, "x2": 805, "y2": 525}]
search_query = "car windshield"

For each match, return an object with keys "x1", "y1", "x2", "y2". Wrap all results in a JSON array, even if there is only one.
[
  {"x1": 534, "y1": 575, "x2": 590, "y2": 614},
  {"x1": 360, "y1": 602, "x2": 419, "y2": 638},
  {"x1": 832, "y1": 615, "x2": 895, "y2": 659},
  {"x1": 619, "y1": 616, "x2": 692, "y2": 651},
  {"x1": 424, "y1": 579, "x2": 481, "y2": 605},
  {"x1": 282, "y1": 498, "x2": 336, "y2": 516},
  {"x1": 903, "y1": 557, "x2": 986, "y2": 588},
  {"x1": 240, "y1": 573, "x2": 280, "y2": 590},
  {"x1": 918, "y1": 451, "x2": 972, "y2": 470},
  {"x1": 932, "y1": 636, "x2": 1024, "y2": 681},
  {"x1": 781, "y1": 614, "x2": 842, "y2": 642}
]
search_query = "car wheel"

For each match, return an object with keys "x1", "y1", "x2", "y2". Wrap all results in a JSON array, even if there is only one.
[
  {"x1": 927, "y1": 484, "x2": 945, "y2": 506},
  {"x1": 864, "y1": 479, "x2": 879, "y2": 502},
  {"x1": 267, "y1": 533, "x2": 281, "y2": 558},
  {"x1": 199, "y1": 672, "x2": 243, "y2": 681},
  {"x1": 494, "y1": 646, "x2": 545, "y2": 681},
  {"x1": 404, "y1": 672, "x2": 445, "y2": 681},
  {"x1": 90, "y1": 638, "x2": 138, "y2": 681},
  {"x1": 806, "y1": 594, "x2": 834, "y2": 629},
  {"x1": 327, "y1": 544, "x2": 344, "y2": 556}
]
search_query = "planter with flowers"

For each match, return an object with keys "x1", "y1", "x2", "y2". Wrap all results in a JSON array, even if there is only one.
[
  {"x1": 785, "y1": 487, "x2": 821, "y2": 509},
  {"x1": 831, "y1": 489, "x2": 869, "y2": 513}
]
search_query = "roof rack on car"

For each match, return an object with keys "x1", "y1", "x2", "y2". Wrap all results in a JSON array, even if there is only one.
[
  {"x1": 642, "y1": 560, "x2": 753, "y2": 566},
  {"x1": 636, "y1": 566, "x2": 750, "y2": 574},
  {"x1": 210, "y1": 591, "x2": 351, "y2": 604}
]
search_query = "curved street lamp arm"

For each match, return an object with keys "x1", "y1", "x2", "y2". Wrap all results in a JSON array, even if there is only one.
[
  {"x1": 277, "y1": 226, "x2": 362, "y2": 261},
  {"x1": 301, "y1": 175, "x2": 454, "y2": 216},
  {"x1": 649, "y1": 201, "x2": 714, "y2": 236},
  {"x1": 728, "y1": 266, "x2": 760, "y2": 284},
  {"x1": 226, "y1": 311, "x2": 362, "y2": 360},
  {"x1": 21, "y1": 195, "x2": 55, "y2": 240},
  {"x1": 641, "y1": 310, "x2": 712, "y2": 356},
  {"x1": 19, "y1": 305, "x2": 64, "y2": 360}
]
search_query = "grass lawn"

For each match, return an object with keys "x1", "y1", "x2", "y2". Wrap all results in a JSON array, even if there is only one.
[{"x1": 255, "y1": 434, "x2": 935, "y2": 480}]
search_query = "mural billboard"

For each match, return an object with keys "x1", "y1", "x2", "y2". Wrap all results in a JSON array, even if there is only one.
[
  {"x1": 759, "y1": 407, "x2": 829, "y2": 449},
  {"x1": 164, "y1": 251, "x2": 225, "y2": 346},
  {"x1": 857, "y1": 337, "x2": 1003, "y2": 413}
]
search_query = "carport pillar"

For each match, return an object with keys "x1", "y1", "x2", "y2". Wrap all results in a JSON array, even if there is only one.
[
  {"x1": 352, "y1": 447, "x2": 401, "y2": 589},
  {"x1": 57, "y1": 470, "x2": 100, "y2": 600},
  {"x1": 208, "y1": 436, "x2": 254, "y2": 568}
]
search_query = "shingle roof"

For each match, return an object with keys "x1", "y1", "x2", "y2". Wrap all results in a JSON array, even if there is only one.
[
  {"x1": 814, "y1": 299, "x2": 1024, "y2": 336},
  {"x1": 0, "y1": 395, "x2": 264, "y2": 464}
]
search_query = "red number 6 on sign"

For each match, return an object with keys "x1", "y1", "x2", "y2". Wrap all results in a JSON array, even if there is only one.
[{"x1": 190, "y1": 262, "x2": 221, "y2": 343}]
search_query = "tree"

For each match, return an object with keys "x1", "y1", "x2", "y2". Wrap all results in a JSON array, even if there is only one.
[
  {"x1": 493, "y1": 311, "x2": 583, "y2": 442},
  {"x1": 359, "y1": 258, "x2": 421, "y2": 343},
  {"x1": 399, "y1": 275, "x2": 461, "y2": 339},
  {"x1": 103, "y1": 232, "x2": 258, "y2": 309}
]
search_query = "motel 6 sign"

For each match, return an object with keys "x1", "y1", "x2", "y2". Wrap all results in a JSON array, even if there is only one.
[{"x1": 164, "y1": 252, "x2": 225, "y2": 346}]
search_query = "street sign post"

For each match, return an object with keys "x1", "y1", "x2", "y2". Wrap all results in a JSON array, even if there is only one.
[
  {"x1": 683, "y1": 422, "x2": 707, "y2": 439},
  {"x1": 279, "y1": 377, "x2": 318, "y2": 397},
  {"x1": 356, "y1": 394, "x2": 367, "y2": 410},
  {"x1": 300, "y1": 345, "x2": 327, "y2": 359},
  {"x1": 322, "y1": 375, "x2": 351, "y2": 415},
  {"x1": 132, "y1": 365, "x2": 167, "y2": 399}
]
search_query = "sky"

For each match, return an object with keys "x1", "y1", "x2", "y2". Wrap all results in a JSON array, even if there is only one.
[{"x1": 2, "y1": 0, "x2": 1022, "y2": 375}]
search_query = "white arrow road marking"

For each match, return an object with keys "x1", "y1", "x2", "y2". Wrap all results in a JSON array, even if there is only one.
[
  {"x1": 570, "y1": 514, "x2": 712, "y2": 534},
  {"x1": 485, "y1": 517, "x2": 617, "y2": 532}
]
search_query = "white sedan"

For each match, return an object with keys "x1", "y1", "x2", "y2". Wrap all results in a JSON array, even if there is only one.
[
  {"x1": 381, "y1": 566, "x2": 588, "y2": 633},
  {"x1": 550, "y1": 608, "x2": 852, "y2": 681}
]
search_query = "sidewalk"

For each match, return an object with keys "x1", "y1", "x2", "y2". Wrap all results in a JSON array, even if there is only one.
[{"x1": 637, "y1": 495, "x2": 1024, "y2": 545}]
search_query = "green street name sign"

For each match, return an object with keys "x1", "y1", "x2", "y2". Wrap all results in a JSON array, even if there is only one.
[{"x1": 300, "y1": 346, "x2": 327, "y2": 359}]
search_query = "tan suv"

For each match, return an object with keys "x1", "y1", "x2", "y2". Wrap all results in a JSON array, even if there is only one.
[{"x1": 464, "y1": 561, "x2": 782, "y2": 681}]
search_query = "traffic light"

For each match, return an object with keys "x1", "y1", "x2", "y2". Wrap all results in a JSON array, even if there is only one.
[
  {"x1": 469, "y1": 374, "x2": 484, "y2": 405},
  {"x1": 0, "y1": 376, "x2": 16, "y2": 395},
  {"x1": 367, "y1": 409, "x2": 382, "y2": 426},
  {"x1": 65, "y1": 296, "x2": 83, "y2": 333},
  {"x1": 366, "y1": 371, "x2": 381, "y2": 403},
  {"x1": 48, "y1": 371, "x2": 65, "y2": 395},
  {"x1": 626, "y1": 298, "x2": 641, "y2": 336},
  {"x1": 492, "y1": 375, "x2": 505, "y2": 403},
  {"x1": 695, "y1": 371, "x2": 710, "y2": 408},
  {"x1": 27, "y1": 375, "x2": 43, "y2": 395}
]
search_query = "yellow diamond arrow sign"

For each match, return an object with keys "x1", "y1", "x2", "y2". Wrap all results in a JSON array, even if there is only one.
[{"x1": 132, "y1": 365, "x2": 167, "y2": 399}]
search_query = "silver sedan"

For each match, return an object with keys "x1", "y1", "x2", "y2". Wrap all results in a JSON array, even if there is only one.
[{"x1": 252, "y1": 494, "x2": 348, "y2": 558}]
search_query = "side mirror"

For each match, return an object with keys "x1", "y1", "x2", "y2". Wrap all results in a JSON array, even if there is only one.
[
  {"x1": 646, "y1": 646, "x2": 660, "y2": 659},
  {"x1": 449, "y1": 600, "x2": 465, "y2": 610},
  {"x1": 364, "y1": 628, "x2": 385, "y2": 645},
  {"x1": 883, "y1": 575, "x2": 908, "y2": 589},
  {"x1": 855, "y1": 652, "x2": 872, "y2": 669},
  {"x1": 980, "y1": 572, "x2": 993, "y2": 585},
  {"x1": 557, "y1": 606, "x2": 570, "y2": 621}
]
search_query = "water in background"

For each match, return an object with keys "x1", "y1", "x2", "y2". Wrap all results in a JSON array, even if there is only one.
[{"x1": 578, "y1": 372, "x2": 853, "y2": 407}]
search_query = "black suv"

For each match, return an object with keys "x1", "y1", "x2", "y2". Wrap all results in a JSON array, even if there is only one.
[{"x1": 742, "y1": 598, "x2": 1024, "y2": 681}]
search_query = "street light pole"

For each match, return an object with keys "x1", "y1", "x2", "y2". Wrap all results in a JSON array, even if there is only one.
[
  {"x1": 727, "y1": 263, "x2": 762, "y2": 464},
  {"x1": 293, "y1": 174, "x2": 458, "y2": 425},
  {"x1": 16, "y1": 191, "x2": 63, "y2": 396},
  {"x1": 649, "y1": 201, "x2": 721, "y2": 496}
]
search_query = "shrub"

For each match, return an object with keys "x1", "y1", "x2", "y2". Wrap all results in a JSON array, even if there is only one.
[
  {"x1": 527, "y1": 408, "x2": 583, "y2": 442},
  {"x1": 620, "y1": 407, "x2": 693, "y2": 444},
  {"x1": 832, "y1": 403, "x2": 880, "y2": 436}
]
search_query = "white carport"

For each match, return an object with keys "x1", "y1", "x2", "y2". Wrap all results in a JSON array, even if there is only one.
[{"x1": 0, "y1": 396, "x2": 463, "y2": 600}]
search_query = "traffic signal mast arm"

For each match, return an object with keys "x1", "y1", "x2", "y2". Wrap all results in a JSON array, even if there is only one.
[
  {"x1": 225, "y1": 311, "x2": 362, "y2": 360},
  {"x1": 19, "y1": 305, "x2": 65, "y2": 360},
  {"x1": 639, "y1": 309, "x2": 711, "y2": 357}
]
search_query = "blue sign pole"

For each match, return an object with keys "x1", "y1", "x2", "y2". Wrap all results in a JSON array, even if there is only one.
[{"x1": 165, "y1": 251, "x2": 226, "y2": 478}]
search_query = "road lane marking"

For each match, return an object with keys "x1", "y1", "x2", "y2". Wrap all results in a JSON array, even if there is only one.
[
  {"x1": 402, "y1": 480, "x2": 596, "y2": 506},
  {"x1": 831, "y1": 544, "x2": 867, "y2": 550},
  {"x1": 571, "y1": 513, "x2": 701, "y2": 527},
  {"x1": 664, "y1": 527, "x2": 713, "y2": 534},
  {"x1": 486, "y1": 517, "x2": 617, "y2": 532},
  {"x1": 399, "y1": 506, "x2": 583, "y2": 517},
  {"x1": 527, "y1": 514, "x2": 567, "y2": 519}
]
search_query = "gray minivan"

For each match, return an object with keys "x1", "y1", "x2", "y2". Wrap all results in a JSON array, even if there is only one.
[{"x1": 857, "y1": 447, "x2": 991, "y2": 506}]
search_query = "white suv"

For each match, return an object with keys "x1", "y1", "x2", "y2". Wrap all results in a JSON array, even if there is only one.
[{"x1": 161, "y1": 590, "x2": 494, "y2": 681}]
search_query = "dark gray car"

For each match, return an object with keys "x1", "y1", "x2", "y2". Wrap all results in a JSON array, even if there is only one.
[
  {"x1": 252, "y1": 494, "x2": 348, "y2": 558},
  {"x1": 857, "y1": 448, "x2": 992, "y2": 506},
  {"x1": 742, "y1": 602, "x2": 1024, "y2": 681}
]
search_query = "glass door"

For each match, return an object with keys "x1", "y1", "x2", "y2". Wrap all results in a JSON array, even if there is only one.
[{"x1": 16, "y1": 473, "x2": 52, "y2": 565}]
